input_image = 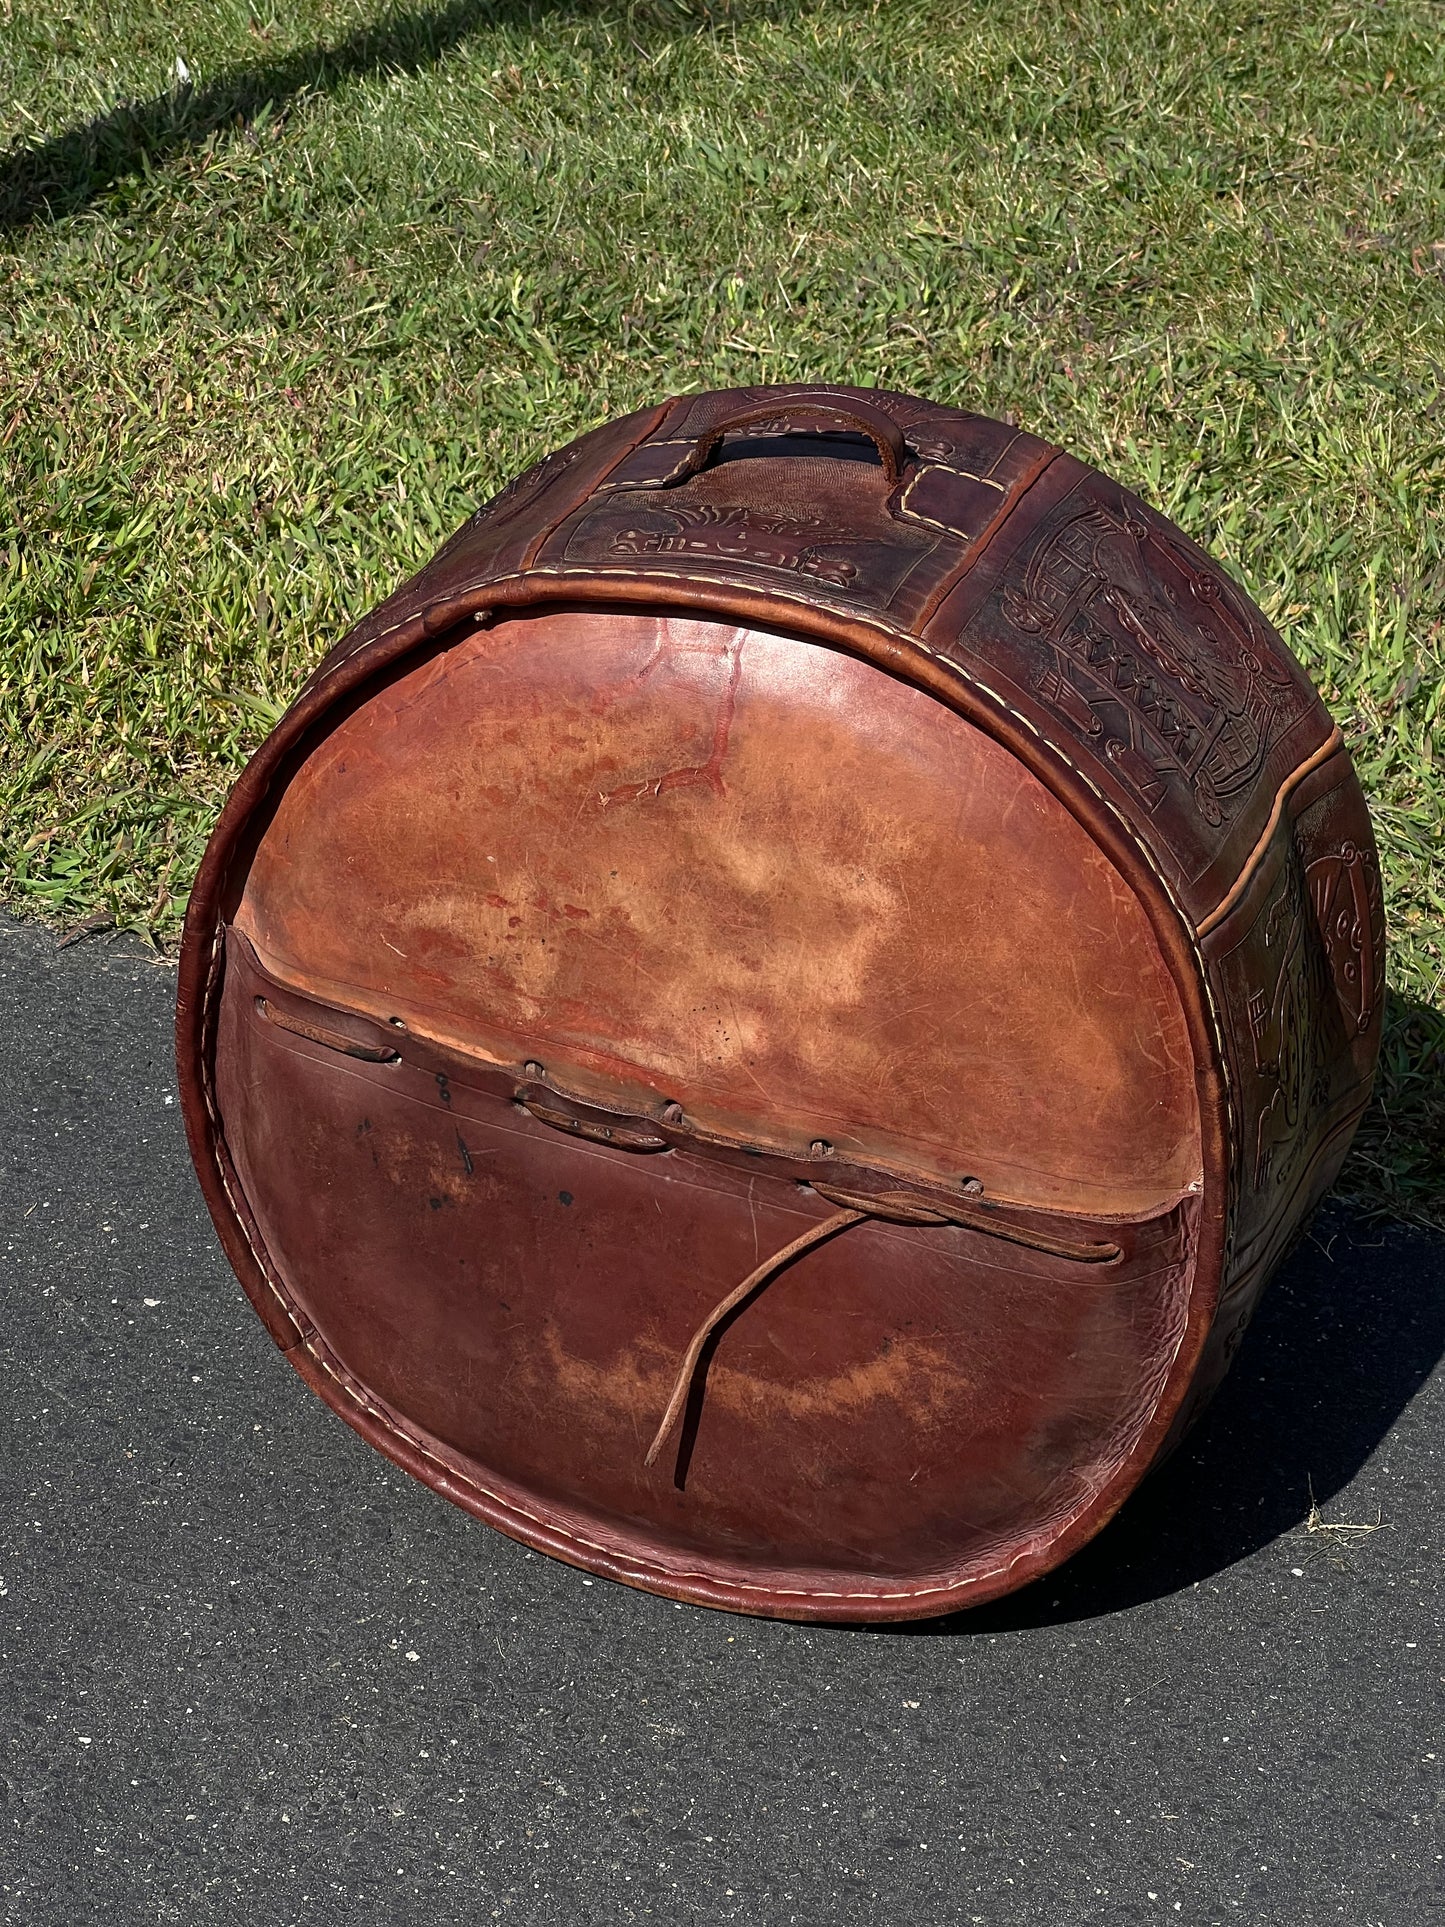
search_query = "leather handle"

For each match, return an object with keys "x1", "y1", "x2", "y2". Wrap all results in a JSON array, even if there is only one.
[{"x1": 676, "y1": 397, "x2": 909, "y2": 487}]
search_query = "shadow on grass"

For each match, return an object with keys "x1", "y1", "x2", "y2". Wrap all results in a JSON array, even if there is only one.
[
  {"x1": 1340, "y1": 986, "x2": 1445, "y2": 1227},
  {"x1": 0, "y1": 0, "x2": 766, "y2": 234}
]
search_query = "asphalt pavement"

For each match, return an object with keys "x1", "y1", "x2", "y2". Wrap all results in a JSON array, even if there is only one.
[{"x1": 2, "y1": 909, "x2": 1441, "y2": 1926}]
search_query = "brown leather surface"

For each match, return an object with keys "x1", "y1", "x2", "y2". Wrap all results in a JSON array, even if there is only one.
[
  {"x1": 235, "y1": 608, "x2": 1200, "y2": 1216},
  {"x1": 177, "y1": 382, "x2": 1382, "y2": 1621},
  {"x1": 303, "y1": 386, "x2": 1332, "y2": 928},
  {"x1": 216, "y1": 931, "x2": 1198, "y2": 1601}
]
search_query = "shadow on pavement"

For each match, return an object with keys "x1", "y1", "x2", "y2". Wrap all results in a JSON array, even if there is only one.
[
  {"x1": 895, "y1": 1202, "x2": 1445, "y2": 1634},
  {"x1": 1338, "y1": 985, "x2": 1445, "y2": 1227}
]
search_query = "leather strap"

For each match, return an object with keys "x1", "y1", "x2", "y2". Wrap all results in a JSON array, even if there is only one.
[
  {"x1": 255, "y1": 996, "x2": 400, "y2": 1064},
  {"x1": 645, "y1": 1185, "x2": 1122, "y2": 1471},
  {"x1": 676, "y1": 396, "x2": 910, "y2": 487}
]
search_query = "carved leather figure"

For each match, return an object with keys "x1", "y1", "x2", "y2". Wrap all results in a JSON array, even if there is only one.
[{"x1": 177, "y1": 386, "x2": 1384, "y2": 1620}]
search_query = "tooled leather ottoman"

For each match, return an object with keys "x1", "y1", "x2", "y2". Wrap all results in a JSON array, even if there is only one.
[{"x1": 177, "y1": 385, "x2": 1384, "y2": 1621}]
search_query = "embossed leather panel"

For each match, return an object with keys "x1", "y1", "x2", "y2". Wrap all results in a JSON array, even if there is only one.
[
  {"x1": 298, "y1": 387, "x2": 1341, "y2": 932},
  {"x1": 924, "y1": 459, "x2": 1335, "y2": 917},
  {"x1": 1204, "y1": 754, "x2": 1383, "y2": 1270}
]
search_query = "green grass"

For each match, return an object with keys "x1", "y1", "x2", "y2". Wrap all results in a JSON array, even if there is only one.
[{"x1": 2, "y1": 0, "x2": 1442, "y2": 1220}]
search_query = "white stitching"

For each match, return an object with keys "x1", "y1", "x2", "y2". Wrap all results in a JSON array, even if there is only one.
[
  {"x1": 201, "y1": 916, "x2": 1065, "y2": 1601},
  {"x1": 204, "y1": 933, "x2": 1203, "y2": 1605},
  {"x1": 295, "y1": 1336, "x2": 1107, "y2": 1601},
  {"x1": 895, "y1": 462, "x2": 1009, "y2": 539}
]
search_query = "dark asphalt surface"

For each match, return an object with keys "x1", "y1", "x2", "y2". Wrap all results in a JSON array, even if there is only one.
[{"x1": 1, "y1": 910, "x2": 1441, "y2": 1926}]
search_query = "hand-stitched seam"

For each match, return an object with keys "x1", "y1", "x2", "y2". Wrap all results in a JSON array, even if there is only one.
[
  {"x1": 894, "y1": 463, "x2": 1009, "y2": 539},
  {"x1": 198, "y1": 923, "x2": 305, "y2": 1346},
  {"x1": 590, "y1": 436, "x2": 700, "y2": 491},
  {"x1": 911, "y1": 447, "x2": 1064, "y2": 631},
  {"x1": 911, "y1": 461, "x2": 1008, "y2": 494},
  {"x1": 198, "y1": 878, "x2": 1098, "y2": 1601},
  {"x1": 521, "y1": 405, "x2": 676, "y2": 566}
]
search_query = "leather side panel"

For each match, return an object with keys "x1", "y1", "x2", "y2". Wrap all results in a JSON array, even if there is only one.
[
  {"x1": 923, "y1": 456, "x2": 1341, "y2": 924},
  {"x1": 1161, "y1": 751, "x2": 1384, "y2": 1443}
]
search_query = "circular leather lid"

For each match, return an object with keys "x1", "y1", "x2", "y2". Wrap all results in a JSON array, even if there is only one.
[{"x1": 234, "y1": 604, "x2": 1201, "y2": 1217}]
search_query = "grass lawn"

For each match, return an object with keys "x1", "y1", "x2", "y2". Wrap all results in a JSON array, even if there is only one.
[{"x1": 2, "y1": 0, "x2": 1442, "y2": 1220}]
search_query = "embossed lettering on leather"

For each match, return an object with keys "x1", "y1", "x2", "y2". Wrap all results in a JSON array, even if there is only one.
[{"x1": 608, "y1": 502, "x2": 860, "y2": 586}]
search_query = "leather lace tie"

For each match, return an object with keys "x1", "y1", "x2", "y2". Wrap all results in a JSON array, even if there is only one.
[{"x1": 644, "y1": 1183, "x2": 1121, "y2": 1470}]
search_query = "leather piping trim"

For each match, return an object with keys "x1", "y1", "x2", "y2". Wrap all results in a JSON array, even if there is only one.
[
  {"x1": 1195, "y1": 729, "x2": 1346, "y2": 938},
  {"x1": 195, "y1": 920, "x2": 308, "y2": 1350}
]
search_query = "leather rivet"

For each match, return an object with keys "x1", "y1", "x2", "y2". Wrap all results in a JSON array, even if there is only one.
[
  {"x1": 661, "y1": 1102, "x2": 685, "y2": 1125},
  {"x1": 810, "y1": 1139, "x2": 832, "y2": 1158},
  {"x1": 524, "y1": 1060, "x2": 545, "y2": 1077}
]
